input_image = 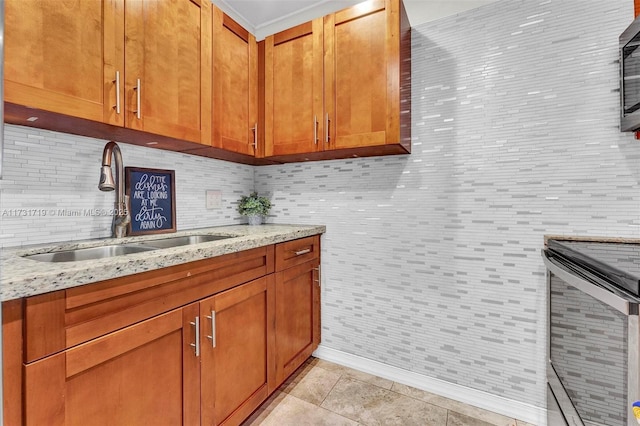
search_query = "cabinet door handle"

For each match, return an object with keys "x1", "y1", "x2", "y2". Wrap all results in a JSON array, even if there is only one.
[
  {"x1": 313, "y1": 115, "x2": 318, "y2": 144},
  {"x1": 251, "y1": 123, "x2": 258, "y2": 150},
  {"x1": 314, "y1": 267, "x2": 320, "y2": 286},
  {"x1": 295, "y1": 248, "x2": 311, "y2": 256},
  {"x1": 206, "y1": 311, "x2": 216, "y2": 348},
  {"x1": 190, "y1": 316, "x2": 200, "y2": 357},
  {"x1": 133, "y1": 78, "x2": 141, "y2": 119},
  {"x1": 325, "y1": 113, "x2": 330, "y2": 143},
  {"x1": 112, "y1": 71, "x2": 121, "y2": 114}
]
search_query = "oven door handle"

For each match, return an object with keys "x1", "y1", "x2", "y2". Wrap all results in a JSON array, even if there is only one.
[{"x1": 542, "y1": 249, "x2": 639, "y2": 315}]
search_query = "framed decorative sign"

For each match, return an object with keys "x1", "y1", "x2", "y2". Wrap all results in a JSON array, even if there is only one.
[{"x1": 125, "y1": 167, "x2": 176, "y2": 235}]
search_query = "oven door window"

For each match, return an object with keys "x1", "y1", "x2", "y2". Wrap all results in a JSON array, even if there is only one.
[
  {"x1": 550, "y1": 274, "x2": 628, "y2": 425},
  {"x1": 623, "y1": 32, "x2": 640, "y2": 116}
]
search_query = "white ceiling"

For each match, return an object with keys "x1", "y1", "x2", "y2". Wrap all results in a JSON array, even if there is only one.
[{"x1": 211, "y1": 0, "x2": 501, "y2": 40}]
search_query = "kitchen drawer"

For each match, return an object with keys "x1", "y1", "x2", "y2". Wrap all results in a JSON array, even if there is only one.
[
  {"x1": 24, "y1": 245, "x2": 275, "y2": 363},
  {"x1": 275, "y1": 235, "x2": 320, "y2": 271}
]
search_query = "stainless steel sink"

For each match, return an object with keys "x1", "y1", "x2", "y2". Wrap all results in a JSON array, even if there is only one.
[
  {"x1": 23, "y1": 244, "x2": 158, "y2": 263},
  {"x1": 22, "y1": 234, "x2": 235, "y2": 262},
  {"x1": 140, "y1": 234, "x2": 234, "y2": 249}
]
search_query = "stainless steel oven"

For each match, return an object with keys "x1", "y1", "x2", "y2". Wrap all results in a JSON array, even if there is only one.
[{"x1": 543, "y1": 240, "x2": 640, "y2": 426}]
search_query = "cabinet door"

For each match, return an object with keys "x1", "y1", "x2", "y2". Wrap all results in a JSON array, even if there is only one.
[
  {"x1": 212, "y1": 7, "x2": 258, "y2": 156},
  {"x1": 264, "y1": 19, "x2": 324, "y2": 156},
  {"x1": 324, "y1": 0, "x2": 401, "y2": 149},
  {"x1": 200, "y1": 276, "x2": 275, "y2": 426},
  {"x1": 4, "y1": 0, "x2": 122, "y2": 124},
  {"x1": 23, "y1": 305, "x2": 201, "y2": 426},
  {"x1": 274, "y1": 258, "x2": 321, "y2": 387},
  {"x1": 124, "y1": 0, "x2": 211, "y2": 144}
]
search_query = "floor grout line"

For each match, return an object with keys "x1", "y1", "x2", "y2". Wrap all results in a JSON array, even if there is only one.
[{"x1": 249, "y1": 358, "x2": 533, "y2": 426}]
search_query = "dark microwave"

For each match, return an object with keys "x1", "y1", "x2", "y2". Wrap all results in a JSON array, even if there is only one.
[{"x1": 620, "y1": 16, "x2": 640, "y2": 131}]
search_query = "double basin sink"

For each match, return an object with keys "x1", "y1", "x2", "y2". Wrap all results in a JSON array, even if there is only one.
[{"x1": 24, "y1": 234, "x2": 235, "y2": 263}]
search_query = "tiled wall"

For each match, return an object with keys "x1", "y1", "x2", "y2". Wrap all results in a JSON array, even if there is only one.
[
  {"x1": 255, "y1": 0, "x2": 640, "y2": 408},
  {"x1": 0, "y1": 125, "x2": 254, "y2": 248}
]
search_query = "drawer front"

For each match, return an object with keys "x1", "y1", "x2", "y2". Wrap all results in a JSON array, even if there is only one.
[
  {"x1": 24, "y1": 245, "x2": 275, "y2": 363},
  {"x1": 275, "y1": 235, "x2": 320, "y2": 271}
]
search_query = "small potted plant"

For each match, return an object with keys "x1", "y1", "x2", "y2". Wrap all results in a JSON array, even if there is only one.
[{"x1": 237, "y1": 192, "x2": 272, "y2": 225}]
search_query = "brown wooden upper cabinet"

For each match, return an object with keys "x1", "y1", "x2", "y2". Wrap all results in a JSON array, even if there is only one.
[
  {"x1": 4, "y1": 0, "x2": 109, "y2": 124},
  {"x1": 211, "y1": 7, "x2": 259, "y2": 156},
  {"x1": 5, "y1": 0, "x2": 212, "y2": 145},
  {"x1": 263, "y1": 19, "x2": 324, "y2": 157},
  {"x1": 263, "y1": 0, "x2": 411, "y2": 159},
  {"x1": 5, "y1": 0, "x2": 409, "y2": 164}
]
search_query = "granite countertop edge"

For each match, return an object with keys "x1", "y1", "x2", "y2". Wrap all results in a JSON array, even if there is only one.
[
  {"x1": 1, "y1": 224, "x2": 326, "y2": 301},
  {"x1": 543, "y1": 235, "x2": 640, "y2": 245}
]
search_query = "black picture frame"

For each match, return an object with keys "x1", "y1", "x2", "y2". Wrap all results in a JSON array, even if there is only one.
[{"x1": 125, "y1": 167, "x2": 177, "y2": 236}]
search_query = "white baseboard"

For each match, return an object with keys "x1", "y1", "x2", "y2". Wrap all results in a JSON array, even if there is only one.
[{"x1": 313, "y1": 345, "x2": 546, "y2": 426}]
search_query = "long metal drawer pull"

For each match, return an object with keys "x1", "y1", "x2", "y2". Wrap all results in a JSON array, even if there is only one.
[
  {"x1": 295, "y1": 248, "x2": 311, "y2": 256},
  {"x1": 133, "y1": 78, "x2": 141, "y2": 119},
  {"x1": 325, "y1": 113, "x2": 330, "y2": 143},
  {"x1": 190, "y1": 316, "x2": 200, "y2": 357},
  {"x1": 206, "y1": 311, "x2": 216, "y2": 348},
  {"x1": 113, "y1": 71, "x2": 121, "y2": 114},
  {"x1": 313, "y1": 115, "x2": 318, "y2": 144},
  {"x1": 252, "y1": 123, "x2": 258, "y2": 150}
]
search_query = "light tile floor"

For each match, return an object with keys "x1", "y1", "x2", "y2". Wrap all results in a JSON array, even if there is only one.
[{"x1": 243, "y1": 357, "x2": 537, "y2": 426}]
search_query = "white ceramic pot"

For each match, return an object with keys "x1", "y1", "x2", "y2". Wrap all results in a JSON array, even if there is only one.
[{"x1": 247, "y1": 215, "x2": 263, "y2": 225}]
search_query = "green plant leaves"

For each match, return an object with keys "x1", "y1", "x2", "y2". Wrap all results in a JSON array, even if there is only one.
[{"x1": 238, "y1": 192, "x2": 272, "y2": 216}]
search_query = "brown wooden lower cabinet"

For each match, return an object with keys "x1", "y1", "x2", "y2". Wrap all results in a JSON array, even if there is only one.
[
  {"x1": 273, "y1": 235, "x2": 322, "y2": 390},
  {"x1": 200, "y1": 275, "x2": 275, "y2": 426},
  {"x1": 24, "y1": 304, "x2": 201, "y2": 426},
  {"x1": 3, "y1": 237, "x2": 321, "y2": 425},
  {"x1": 274, "y1": 258, "x2": 321, "y2": 389}
]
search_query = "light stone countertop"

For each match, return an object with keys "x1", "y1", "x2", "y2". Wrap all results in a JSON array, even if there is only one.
[
  {"x1": 1, "y1": 224, "x2": 326, "y2": 301},
  {"x1": 544, "y1": 235, "x2": 640, "y2": 245}
]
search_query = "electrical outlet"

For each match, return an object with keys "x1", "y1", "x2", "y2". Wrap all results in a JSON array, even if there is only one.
[{"x1": 206, "y1": 190, "x2": 222, "y2": 209}]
